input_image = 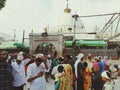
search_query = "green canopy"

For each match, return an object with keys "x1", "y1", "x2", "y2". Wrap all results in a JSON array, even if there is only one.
[
  {"x1": 64, "y1": 40, "x2": 107, "y2": 47},
  {"x1": 64, "y1": 40, "x2": 73, "y2": 46},
  {"x1": 13, "y1": 43, "x2": 25, "y2": 48},
  {"x1": 0, "y1": 41, "x2": 29, "y2": 49},
  {"x1": 75, "y1": 40, "x2": 107, "y2": 46},
  {"x1": 0, "y1": 41, "x2": 17, "y2": 49}
]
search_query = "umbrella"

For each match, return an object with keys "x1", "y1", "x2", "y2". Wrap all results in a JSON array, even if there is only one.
[{"x1": 13, "y1": 43, "x2": 25, "y2": 48}]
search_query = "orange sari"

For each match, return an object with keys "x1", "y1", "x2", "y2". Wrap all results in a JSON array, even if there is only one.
[
  {"x1": 84, "y1": 66, "x2": 91, "y2": 90},
  {"x1": 64, "y1": 64, "x2": 73, "y2": 90}
]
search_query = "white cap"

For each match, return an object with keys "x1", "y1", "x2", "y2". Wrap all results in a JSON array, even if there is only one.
[
  {"x1": 47, "y1": 54, "x2": 51, "y2": 57},
  {"x1": 98, "y1": 56, "x2": 102, "y2": 60},
  {"x1": 101, "y1": 71, "x2": 110, "y2": 79},
  {"x1": 88, "y1": 53, "x2": 91, "y2": 56},
  {"x1": 35, "y1": 53, "x2": 44, "y2": 59},
  {"x1": 94, "y1": 56, "x2": 99, "y2": 60},
  {"x1": 19, "y1": 51, "x2": 24, "y2": 55},
  {"x1": 17, "y1": 54, "x2": 24, "y2": 61}
]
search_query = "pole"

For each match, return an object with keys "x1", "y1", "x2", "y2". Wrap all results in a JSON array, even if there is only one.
[
  {"x1": 22, "y1": 30, "x2": 25, "y2": 45},
  {"x1": 13, "y1": 29, "x2": 16, "y2": 41},
  {"x1": 73, "y1": 21, "x2": 76, "y2": 41},
  {"x1": 72, "y1": 14, "x2": 79, "y2": 55},
  {"x1": 72, "y1": 14, "x2": 79, "y2": 41}
]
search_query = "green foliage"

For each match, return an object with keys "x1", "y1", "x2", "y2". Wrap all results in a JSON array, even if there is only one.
[{"x1": 0, "y1": 0, "x2": 6, "y2": 10}]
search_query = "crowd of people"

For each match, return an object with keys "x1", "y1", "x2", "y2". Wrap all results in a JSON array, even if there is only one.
[{"x1": 0, "y1": 50, "x2": 120, "y2": 90}]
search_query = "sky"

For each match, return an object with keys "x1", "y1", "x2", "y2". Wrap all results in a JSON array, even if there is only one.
[{"x1": 0, "y1": 0, "x2": 120, "y2": 41}]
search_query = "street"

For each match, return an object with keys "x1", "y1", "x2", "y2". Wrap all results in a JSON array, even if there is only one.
[
  {"x1": 24, "y1": 78, "x2": 54, "y2": 90},
  {"x1": 46, "y1": 78, "x2": 54, "y2": 90}
]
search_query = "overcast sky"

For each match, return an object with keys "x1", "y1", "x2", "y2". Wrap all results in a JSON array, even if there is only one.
[{"x1": 0, "y1": 0, "x2": 120, "y2": 41}]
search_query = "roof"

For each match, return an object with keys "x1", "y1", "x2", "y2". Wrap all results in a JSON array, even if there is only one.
[
  {"x1": 64, "y1": 40, "x2": 107, "y2": 47},
  {"x1": 0, "y1": 41, "x2": 17, "y2": 49},
  {"x1": 0, "y1": 41, "x2": 29, "y2": 49}
]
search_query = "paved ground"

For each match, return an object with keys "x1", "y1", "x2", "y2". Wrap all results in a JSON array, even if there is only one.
[
  {"x1": 46, "y1": 78, "x2": 54, "y2": 90},
  {"x1": 24, "y1": 78, "x2": 54, "y2": 90},
  {"x1": 110, "y1": 60, "x2": 120, "y2": 70}
]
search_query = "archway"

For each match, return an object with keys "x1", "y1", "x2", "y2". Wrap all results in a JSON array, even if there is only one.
[
  {"x1": 29, "y1": 33, "x2": 63, "y2": 57},
  {"x1": 34, "y1": 43, "x2": 56, "y2": 57}
]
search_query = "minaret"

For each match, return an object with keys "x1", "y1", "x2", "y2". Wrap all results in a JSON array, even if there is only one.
[
  {"x1": 13, "y1": 29, "x2": 16, "y2": 41},
  {"x1": 64, "y1": 0, "x2": 71, "y2": 13}
]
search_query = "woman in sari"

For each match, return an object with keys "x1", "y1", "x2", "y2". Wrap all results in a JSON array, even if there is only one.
[
  {"x1": 83, "y1": 62, "x2": 91, "y2": 90},
  {"x1": 64, "y1": 64, "x2": 73, "y2": 90}
]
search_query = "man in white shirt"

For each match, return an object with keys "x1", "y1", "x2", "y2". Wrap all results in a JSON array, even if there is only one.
[
  {"x1": 27, "y1": 53, "x2": 48, "y2": 90},
  {"x1": 11, "y1": 51, "x2": 31, "y2": 90}
]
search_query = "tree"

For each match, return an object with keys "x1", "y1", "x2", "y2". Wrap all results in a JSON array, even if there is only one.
[{"x1": 0, "y1": 0, "x2": 6, "y2": 10}]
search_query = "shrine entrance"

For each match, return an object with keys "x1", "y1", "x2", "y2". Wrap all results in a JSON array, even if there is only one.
[{"x1": 29, "y1": 33, "x2": 63, "y2": 57}]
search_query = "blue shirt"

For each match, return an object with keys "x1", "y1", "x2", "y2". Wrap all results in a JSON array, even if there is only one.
[{"x1": 98, "y1": 61, "x2": 104, "y2": 73}]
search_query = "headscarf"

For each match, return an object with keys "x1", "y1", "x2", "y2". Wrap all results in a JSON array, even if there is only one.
[
  {"x1": 92, "y1": 62, "x2": 99, "y2": 69},
  {"x1": 64, "y1": 64, "x2": 72, "y2": 75},
  {"x1": 103, "y1": 56, "x2": 109, "y2": 66},
  {"x1": 57, "y1": 57, "x2": 64, "y2": 64},
  {"x1": 74, "y1": 53, "x2": 84, "y2": 78}
]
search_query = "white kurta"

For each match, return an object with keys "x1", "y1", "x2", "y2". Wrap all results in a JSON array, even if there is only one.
[
  {"x1": 11, "y1": 58, "x2": 30, "y2": 87},
  {"x1": 113, "y1": 77, "x2": 120, "y2": 90},
  {"x1": 27, "y1": 62, "x2": 46, "y2": 90},
  {"x1": 103, "y1": 82, "x2": 113, "y2": 90}
]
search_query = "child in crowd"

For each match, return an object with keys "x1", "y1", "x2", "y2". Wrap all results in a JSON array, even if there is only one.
[
  {"x1": 101, "y1": 71, "x2": 113, "y2": 90},
  {"x1": 54, "y1": 65, "x2": 65, "y2": 90}
]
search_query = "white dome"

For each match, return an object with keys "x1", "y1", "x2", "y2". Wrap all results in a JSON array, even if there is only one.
[
  {"x1": 57, "y1": 12, "x2": 84, "y2": 34},
  {"x1": 59, "y1": 13, "x2": 83, "y2": 27},
  {"x1": 47, "y1": 3, "x2": 96, "y2": 40},
  {"x1": 59, "y1": 13, "x2": 73, "y2": 26},
  {"x1": 47, "y1": 5, "x2": 87, "y2": 39}
]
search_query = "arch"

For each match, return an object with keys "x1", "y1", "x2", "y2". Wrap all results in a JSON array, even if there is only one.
[{"x1": 29, "y1": 33, "x2": 63, "y2": 57}]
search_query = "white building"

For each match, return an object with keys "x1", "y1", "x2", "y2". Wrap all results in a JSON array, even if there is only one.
[{"x1": 47, "y1": 2, "x2": 95, "y2": 40}]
